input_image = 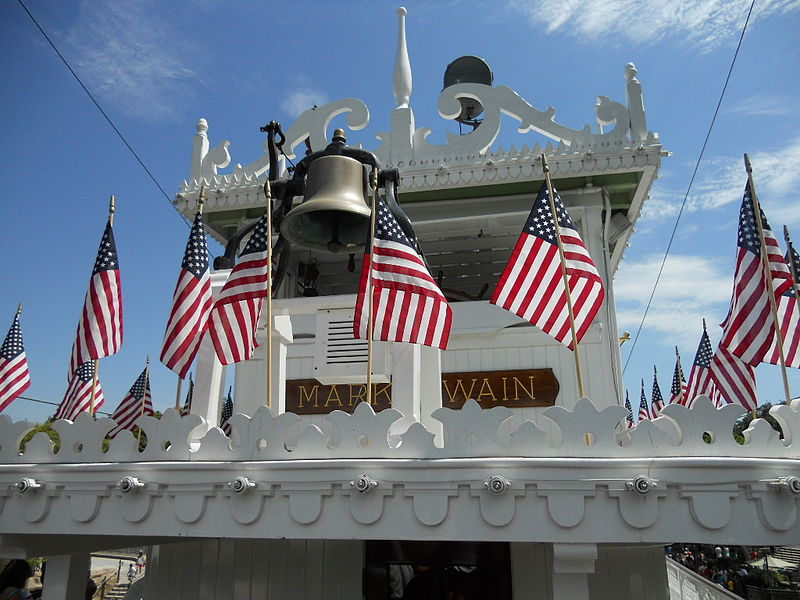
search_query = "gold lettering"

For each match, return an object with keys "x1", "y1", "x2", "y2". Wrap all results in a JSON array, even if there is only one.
[
  {"x1": 298, "y1": 384, "x2": 319, "y2": 408},
  {"x1": 442, "y1": 378, "x2": 478, "y2": 403},
  {"x1": 373, "y1": 383, "x2": 392, "y2": 405},
  {"x1": 324, "y1": 385, "x2": 343, "y2": 407},
  {"x1": 349, "y1": 384, "x2": 366, "y2": 406},
  {"x1": 476, "y1": 378, "x2": 498, "y2": 402},
  {"x1": 513, "y1": 376, "x2": 535, "y2": 401},
  {"x1": 502, "y1": 377, "x2": 509, "y2": 401}
]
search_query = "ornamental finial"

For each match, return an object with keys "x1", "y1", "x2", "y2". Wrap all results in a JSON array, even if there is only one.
[{"x1": 393, "y1": 7, "x2": 412, "y2": 108}]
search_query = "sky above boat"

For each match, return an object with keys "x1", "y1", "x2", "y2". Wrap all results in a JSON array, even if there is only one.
[{"x1": 1, "y1": 0, "x2": 799, "y2": 422}]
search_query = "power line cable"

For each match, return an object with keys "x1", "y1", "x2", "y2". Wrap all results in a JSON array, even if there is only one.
[
  {"x1": 622, "y1": 0, "x2": 757, "y2": 374},
  {"x1": 16, "y1": 0, "x2": 198, "y2": 236},
  {"x1": 16, "y1": 395, "x2": 112, "y2": 417}
]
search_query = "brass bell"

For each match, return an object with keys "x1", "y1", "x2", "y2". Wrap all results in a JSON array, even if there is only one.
[{"x1": 280, "y1": 154, "x2": 372, "y2": 253}]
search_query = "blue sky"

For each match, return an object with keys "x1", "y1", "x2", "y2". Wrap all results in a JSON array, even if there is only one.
[{"x1": 1, "y1": 0, "x2": 799, "y2": 423}]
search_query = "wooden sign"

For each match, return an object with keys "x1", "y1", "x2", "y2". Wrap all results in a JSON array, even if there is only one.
[
  {"x1": 440, "y1": 368, "x2": 558, "y2": 409},
  {"x1": 285, "y1": 369, "x2": 558, "y2": 414}
]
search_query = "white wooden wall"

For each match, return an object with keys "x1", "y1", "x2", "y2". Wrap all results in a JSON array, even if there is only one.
[
  {"x1": 511, "y1": 543, "x2": 670, "y2": 600},
  {"x1": 145, "y1": 538, "x2": 364, "y2": 600}
]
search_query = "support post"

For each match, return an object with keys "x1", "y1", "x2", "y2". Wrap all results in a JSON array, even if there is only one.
[
  {"x1": 551, "y1": 543, "x2": 597, "y2": 600},
  {"x1": 42, "y1": 553, "x2": 91, "y2": 600}
]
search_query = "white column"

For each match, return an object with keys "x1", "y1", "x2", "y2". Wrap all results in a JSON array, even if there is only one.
[
  {"x1": 388, "y1": 343, "x2": 421, "y2": 435},
  {"x1": 551, "y1": 543, "x2": 597, "y2": 600},
  {"x1": 271, "y1": 315, "x2": 293, "y2": 416},
  {"x1": 418, "y1": 345, "x2": 444, "y2": 445},
  {"x1": 42, "y1": 553, "x2": 90, "y2": 600},
  {"x1": 192, "y1": 332, "x2": 226, "y2": 431}
]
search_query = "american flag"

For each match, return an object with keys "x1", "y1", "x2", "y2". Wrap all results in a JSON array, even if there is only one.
[
  {"x1": 220, "y1": 388, "x2": 233, "y2": 436},
  {"x1": 354, "y1": 196, "x2": 452, "y2": 349},
  {"x1": 765, "y1": 242, "x2": 800, "y2": 368},
  {"x1": 54, "y1": 361, "x2": 104, "y2": 421},
  {"x1": 650, "y1": 366, "x2": 664, "y2": 417},
  {"x1": 669, "y1": 347, "x2": 687, "y2": 405},
  {"x1": 69, "y1": 220, "x2": 123, "y2": 376},
  {"x1": 209, "y1": 213, "x2": 270, "y2": 364},
  {"x1": 685, "y1": 323, "x2": 720, "y2": 408},
  {"x1": 624, "y1": 390, "x2": 634, "y2": 429},
  {"x1": 718, "y1": 182, "x2": 792, "y2": 365},
  {"x1": 160, "y1": 211, "x2": 212, "y2": 378},
  {"x1": 637, "y1": 380, "x2": 650, "y2": 422},
  {"x1": 108, "y1": 365, "x2": 153, "y2": 438},
  {"x1": 711, "y1": 344, "x2": 757, "y2": 410},
  {"x1": 491, "y1": 183, "x2": 604, "y2": 349},
  {"x1": 180, "y1": 375, "x2": 194, "y2": 417},
  {"x1": 0, "y1": 310, "x2": 31, "y2": 413}
]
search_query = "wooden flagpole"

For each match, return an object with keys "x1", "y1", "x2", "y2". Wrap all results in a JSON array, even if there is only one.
[
  {"x1": 365, "y1": 170, "x2": 379, "y2": 406},
  {"x1": 541, "y1": 155, "x2": 586, "y2": 398},
  {"x1": 91, "y1": 195, "x2": 115, "y2": 418},
  {"x1": 137, "y1": 356, "x2": 150, "y2": 445},
  {"x1": 265, "y1": 180, "x2": 273, "y2": 408},
  {"x1": 784, "y1": 226, "x2": 800, "y2": 305},
  {"x1": 744, "y1": 154, "x2": 791, "y2": 404}
]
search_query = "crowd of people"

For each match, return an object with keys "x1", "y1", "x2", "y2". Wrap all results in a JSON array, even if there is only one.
[{"x1": 667, "y1": 544, "x2": 794, "y2": 597}]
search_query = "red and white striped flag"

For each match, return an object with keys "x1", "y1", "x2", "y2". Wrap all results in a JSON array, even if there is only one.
[
  {"x1": 180, "y1": 375, "x2": 193, "y2": 416},
  {"x1": 108, "y1": 365, "x2": 153, "y2": 438},
  {"x1": 0, "y1": 309, "x2": 31, "y2": 412},
  {"x1": 491, "y1": 183, "x2": 604, "y2": 349},
  {"x1": 764, "y1": 242, "x2": 800, "y2": 368},
  {"x1": 69, "y1": 220, "x2": 123, "y2": 376},
  {"x1": 637, "y1": 380, "x2": 650, "y2": 422},
  {"x1": 624, "y1": 390, "x2": 634, "y2": 429},
  {"x1": 685, "y1": 323, "x2": 720, "y2": 407},
  {"x1": 710, "y1": 344, "x2": 757, "y2": 410},
  {"x1": 160, "y1": 211, "x2": 212, "y2": 378},
  {"x1": 718, "y1": 182, "x2": 792, "y2": 365},
  {"x1": 354, "y1": 196, "x2": 452, "y2": 349},
  {"x1": 54, "y1": 361, "x2": 104, "y2": 421},
  {"x1": 209, "y1": 213, "x2": 271, "y2": 365},
  {"x1": 650, "y1": 366, "x2": 664, "y2": 417},
  {"x1": 669, "y1": 347, "x2": 688, "y2": 405},
  {"x1": 220, "y1": 388, "x2": 233, "y2": 436}
]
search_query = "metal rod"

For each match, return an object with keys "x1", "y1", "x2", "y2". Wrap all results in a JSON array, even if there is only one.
[
  {"x1": 366, "y1": 170, "x2": 379, "y2": 407},
  {"x1": 541, "y1": 154, "x2": 586, "y2": 398},
  {"x1": 744, "y1": 153, "x2": 791, "y2": 404},
  {"x1": 108, "y1": 195, "x2": 115, "y2": 226},
  {"x1": 265, "y1": 180, "x2": 273, "y2": 409},
  {"x1": 174, "y1": 377, "x2": 183, "y2": 411}
]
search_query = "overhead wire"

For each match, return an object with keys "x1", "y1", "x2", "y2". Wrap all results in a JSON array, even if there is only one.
[
  {"x1": 15, "y1": 0, "x2": 206, "y2": 245},
  {"x1": 622, "y1": 0, "x2": 758, "y2": 374}
]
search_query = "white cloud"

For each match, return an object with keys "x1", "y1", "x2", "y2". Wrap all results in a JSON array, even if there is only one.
[
  {"x1": 641, "y1": 139, "x2": 800, "y2": 225},
  {"x1": 507, "y1": 0, "x2": 800, "y2": 51},
  {"x1": 728, "y1": 95, "x2": 794, "y2": 117},
  {"x1": 614, "y1": 253, "x2": 731, "y2": 347},
  {"x1": 280, "y1": 85, "x2": 328, "y2": 118},
  {"x1": 65, "y1": 1, "x2": 199, "y2": 122}
]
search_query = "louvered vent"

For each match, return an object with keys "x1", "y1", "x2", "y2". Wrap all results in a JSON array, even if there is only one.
[{"x1": 313, "y1": 308, "x2": 390, "y2": 384}]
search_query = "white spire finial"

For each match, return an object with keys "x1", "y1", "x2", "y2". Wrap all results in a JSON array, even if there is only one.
[{"x1": 393, "y1": 7, "x2": 412, "y2": 108}]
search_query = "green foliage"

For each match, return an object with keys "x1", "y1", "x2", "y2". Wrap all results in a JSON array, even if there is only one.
[
  {"x1": 745, "y1": 567, "x2": 785, "y2": 589},
  {"x1": 19, "y1": 419, "x2": 59, "y2": 453},
  {"x1": 732, "y1": 402, "x2": 784, "y2": 443}
]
